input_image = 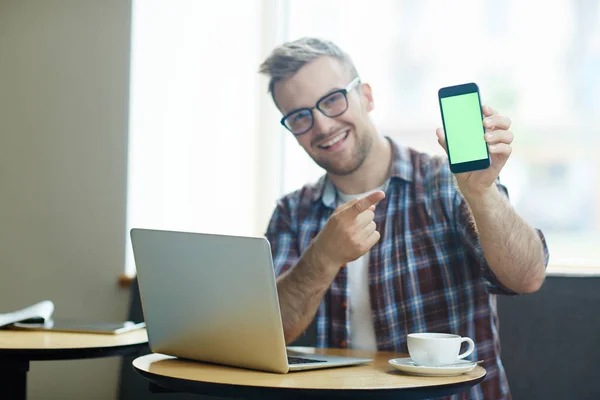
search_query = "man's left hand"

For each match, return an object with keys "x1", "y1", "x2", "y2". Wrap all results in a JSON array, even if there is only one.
[{"x1": 436, "y1": 105, "x2": 513, "y2": 198}]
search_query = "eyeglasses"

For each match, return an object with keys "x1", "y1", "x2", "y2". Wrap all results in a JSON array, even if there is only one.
[{"x1": 280, "y1": 77, "x2": 361, "y2": 136}]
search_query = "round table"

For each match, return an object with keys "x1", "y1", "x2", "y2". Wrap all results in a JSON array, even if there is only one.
[
  {"x1": 0, "y1": 328, "x2": 148, "y2": 400},
  {"x1": 133, "y1": 346, "x2": 486, "y2": 399}
]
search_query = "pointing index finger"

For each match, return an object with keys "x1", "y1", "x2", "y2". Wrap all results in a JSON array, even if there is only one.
[{"x1": 350, "y1": 190, "x2": 385, "y2": 215}]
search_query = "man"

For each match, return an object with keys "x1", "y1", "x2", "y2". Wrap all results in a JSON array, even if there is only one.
[{"x1": 260, "y1": 37, "x2": 548, "y2": 400}]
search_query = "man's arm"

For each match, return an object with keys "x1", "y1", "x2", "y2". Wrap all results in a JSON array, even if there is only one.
[
  {"x1": 436, "y1": 104, "x2": 548, "y2": 294},
  {"x1": 268, "y1": 191, "x2": 385, "y2": 344},
  {"x1": 275, "y1": 246, "x2": 337, "y2": 344},
  {"x1": 462, "y1": 186, "x2": 546, "y2": 293}
]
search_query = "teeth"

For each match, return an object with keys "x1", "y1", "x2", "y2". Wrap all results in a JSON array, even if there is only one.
[{"x1": 320, "y1": 132, "x2": 347, "y2": 148}]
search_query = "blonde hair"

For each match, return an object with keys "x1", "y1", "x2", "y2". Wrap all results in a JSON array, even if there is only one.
[{"x1": 259, "y1": 37, "x2": 359, "y2": 94}]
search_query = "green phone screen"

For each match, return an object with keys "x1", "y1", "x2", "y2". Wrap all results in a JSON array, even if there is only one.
[{"x1": 440, "y1": 92, "x2": 487, "y2": 164}]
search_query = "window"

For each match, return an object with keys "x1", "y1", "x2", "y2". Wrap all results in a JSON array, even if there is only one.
[
  {"x1": 280, "y1": 0, "x2": 600, "y2": 266},
  {"x1": 124, "y1": 0, "x2": 286, "y2": 276}
]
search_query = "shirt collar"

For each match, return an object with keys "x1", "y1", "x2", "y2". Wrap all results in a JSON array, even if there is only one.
[{"x1": 311, "y1": 136, "x2": 413, "y2": 207}]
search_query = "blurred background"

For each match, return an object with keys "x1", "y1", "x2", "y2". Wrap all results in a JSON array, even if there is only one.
[
  {"x1": 127, "y1": 0, "x2": 600, "y2": 271},
  {"x1": 1, "y1": 0, "x2": 598, "y2": 398}
]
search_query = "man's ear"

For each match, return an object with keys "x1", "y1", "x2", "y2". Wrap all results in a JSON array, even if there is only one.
[{"x1": 361, "y1": 83, "x2": 374, "y2": 112}]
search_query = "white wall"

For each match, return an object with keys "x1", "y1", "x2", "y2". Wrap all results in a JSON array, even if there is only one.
[{"x1": 0, "y1": 1, "x2": 132, "y2": 399}]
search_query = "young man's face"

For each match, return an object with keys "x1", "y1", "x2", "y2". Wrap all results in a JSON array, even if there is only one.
[{"x1": 273, "y1": 57, "x2": 375, "y2": 176}]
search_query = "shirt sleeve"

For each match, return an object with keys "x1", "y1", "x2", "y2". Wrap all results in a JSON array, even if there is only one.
[
  {"x1": 453, "y1": 179, "x2": 550, "y2": 295},
  {"x1": 265, "y1": 199, "x2": 300, "y2": 277}
]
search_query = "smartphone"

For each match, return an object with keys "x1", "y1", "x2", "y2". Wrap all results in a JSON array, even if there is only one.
[{"x1": 438, "y1": 83, "x2": 490, "y2": 173}]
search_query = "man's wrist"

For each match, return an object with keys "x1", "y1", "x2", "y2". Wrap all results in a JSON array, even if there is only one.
[
  {"x1": 302, "y1": 242, "x2": 339, "y2": 280},
  {"x1": 460, "y1": 184, "x2": 499, "y2": 206}
]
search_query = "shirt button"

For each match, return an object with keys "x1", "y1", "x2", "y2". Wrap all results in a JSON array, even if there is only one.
[
  {"x1": 341, "y1": 302, "x2": 347, "y2": 309},
  {"x1": 340, "y1": 340, "x2": 347, "y2": 348}
]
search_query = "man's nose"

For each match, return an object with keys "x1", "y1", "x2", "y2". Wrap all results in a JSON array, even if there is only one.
[{"x1": 312, "y1": 110, "x2": 337, "y2": 135}]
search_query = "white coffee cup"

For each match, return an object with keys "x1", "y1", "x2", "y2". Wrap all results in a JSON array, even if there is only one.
[{"x1": 407, "y1": 333, "x2": 475, "y2": 367}]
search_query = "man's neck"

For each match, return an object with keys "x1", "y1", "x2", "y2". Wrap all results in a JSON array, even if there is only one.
[{"x1": 329, "y1": 135, "x2": 392, "y2": 195}]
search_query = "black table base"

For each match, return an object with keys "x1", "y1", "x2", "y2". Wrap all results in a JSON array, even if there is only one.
[
  {"x1": 0, "y1": 341, "x2": 147, "y2": 400},
  {"x1": 0, "y1": 361, "x2": 29, "y2": 400}
]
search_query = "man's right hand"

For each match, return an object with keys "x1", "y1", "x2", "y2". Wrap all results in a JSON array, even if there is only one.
[{"x1": 309, "y1": 190, "x2": 385, "y2": 274}]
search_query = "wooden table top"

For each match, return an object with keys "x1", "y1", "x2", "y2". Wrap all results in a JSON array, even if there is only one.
[
  {"x1": 133, "y1": 346, "x2": 486, "y2": 397},
  {"x1": 0, "y1": 328, "x2": 148, "y2": 360}
]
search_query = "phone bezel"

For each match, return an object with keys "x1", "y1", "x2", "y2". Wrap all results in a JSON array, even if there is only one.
[{"x1": 438, "y1": 82, "x2": 490, "y2": 173}]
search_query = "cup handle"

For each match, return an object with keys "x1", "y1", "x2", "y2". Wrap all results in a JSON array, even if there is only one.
[{"x1": 457, "y1": 337, "x2": 475, "y2": 360}]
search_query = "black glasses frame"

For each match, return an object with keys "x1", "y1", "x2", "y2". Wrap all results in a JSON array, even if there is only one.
[{"x1": 280, "y1": 77, "x2": 361, "y2": 136}]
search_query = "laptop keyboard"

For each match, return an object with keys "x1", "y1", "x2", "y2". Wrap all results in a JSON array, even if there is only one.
[{"x1": 288, "y1": 356, "x2": 326, "y2": 365}]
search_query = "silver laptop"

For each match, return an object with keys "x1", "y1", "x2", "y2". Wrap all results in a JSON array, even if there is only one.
[{"x1": 130, "y1": 228, "x2": 372, "y2": 373}]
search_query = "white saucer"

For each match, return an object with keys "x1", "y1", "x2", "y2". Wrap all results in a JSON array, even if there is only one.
[{"x1": 388, "y1": 357, "x2": 478, "y2": 377}]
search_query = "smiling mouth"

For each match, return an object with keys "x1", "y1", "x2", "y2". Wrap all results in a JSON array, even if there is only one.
[{"x1": 318, "y1": 130, "x2": 349, "y2": 149}]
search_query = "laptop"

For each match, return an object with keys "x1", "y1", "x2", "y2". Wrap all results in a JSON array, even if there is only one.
[{"x1": 130, "y1": 228, "x2": 372, "y2": 373}]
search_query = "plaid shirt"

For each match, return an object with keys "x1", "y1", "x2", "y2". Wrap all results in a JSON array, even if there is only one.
[{"x1": 265, "y1": 137, "x2": 549, "y2": 400}]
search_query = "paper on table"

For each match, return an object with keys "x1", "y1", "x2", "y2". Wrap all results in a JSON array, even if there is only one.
[{"x1": 0, "y1": 301, "x2": 54, "y2": 328}]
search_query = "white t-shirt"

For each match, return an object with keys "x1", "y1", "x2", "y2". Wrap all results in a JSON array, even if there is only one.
[{"x1": 336, "y1": 186, "x2": 384, "y2": 351}]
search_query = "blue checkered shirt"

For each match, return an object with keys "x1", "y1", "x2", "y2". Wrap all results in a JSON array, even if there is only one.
[{"x1": 265, "y1": 137, "x2": 549, "y2": 400}]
